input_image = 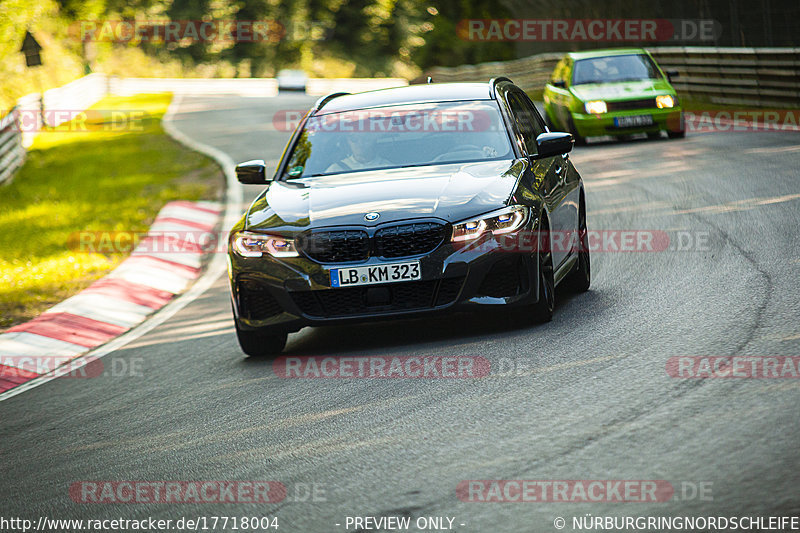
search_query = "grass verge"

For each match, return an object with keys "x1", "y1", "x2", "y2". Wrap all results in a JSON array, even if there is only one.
[{"x1": 0, "y1": 93, "x2": 223, "y2": 329}]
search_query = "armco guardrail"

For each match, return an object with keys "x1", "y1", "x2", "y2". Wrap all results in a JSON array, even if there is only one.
[
  {"x1": 43, "y1": 73, "x2": 109, "y2": 123},
  {"x1": 426, "y1": 52, "x2": 563, "y2": 94},
  {"x1": 0, "y1": 107, "x2": 25, "y2": 185},
  {"x1": 15, "y1": 73, "x2": 111, "y2": 148},
  {"x1": 649, "y1": 47, "x2": 800, "y2": 107},
  {"x1": 424, "y1": 47, "x2": 800, "y2": 108}
]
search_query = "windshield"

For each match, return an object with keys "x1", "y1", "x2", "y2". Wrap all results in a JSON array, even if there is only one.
[
  {"x1": 572, "y1": 54, "x2": 661, "y2": 85},
  {"x1": 281, "y1": 101, "x2": 514, "y2": 179}
]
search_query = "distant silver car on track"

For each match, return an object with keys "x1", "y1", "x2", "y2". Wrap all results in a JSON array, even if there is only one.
[{"x1": 276, "y1": 69, "x2": 308, "y2": 92}]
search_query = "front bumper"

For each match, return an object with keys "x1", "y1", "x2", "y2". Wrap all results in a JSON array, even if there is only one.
[
  {"x1": 571, "y1": 107, "x2": 684, "y2": 137},
  {"x1": 229, "y1": 232, "x2": 540, "y2": 333}
]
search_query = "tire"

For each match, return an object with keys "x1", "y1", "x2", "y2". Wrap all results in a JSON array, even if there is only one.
[
  {"x1": 567, "y1": 115, "x2": 587, "y2": 146},
  {"x1": 565, "y1": 195, "x2": 591, "y2": 293},
  {"x1": 235, "y1": 322, "x2": 287, "y2": 357},
  {"x1": 531, "y1": 218, "x2": 555, "y2": 322},
  {"x1": 647, "y1": 131, "x2": 661, "y2": 140},
  {"x1": 668, "y1": 112, "x2": 686, "y2": 138}
]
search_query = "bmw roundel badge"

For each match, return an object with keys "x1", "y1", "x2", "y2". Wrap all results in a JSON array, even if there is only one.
[{"x1": 364, "y1": 212, "x2": 380, "y2": 221}]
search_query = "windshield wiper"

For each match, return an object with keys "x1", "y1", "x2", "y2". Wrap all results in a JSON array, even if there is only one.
[{"x1": 397, "y1": 163, "x2": 433, "y2": 169}]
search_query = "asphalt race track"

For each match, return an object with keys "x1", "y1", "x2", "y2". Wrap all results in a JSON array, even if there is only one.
[{"x1": 1, "y1": 92, "x2": 799, "y2": 531}]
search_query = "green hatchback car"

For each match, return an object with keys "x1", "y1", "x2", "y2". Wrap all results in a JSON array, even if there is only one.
[{"x1": 543, "y1": 48, "x2": 685, "y2": 144}]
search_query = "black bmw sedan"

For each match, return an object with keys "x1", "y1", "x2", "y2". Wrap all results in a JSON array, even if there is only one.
[{"x1": 228, "y1": 78, "x2": 590, "y2": 356}]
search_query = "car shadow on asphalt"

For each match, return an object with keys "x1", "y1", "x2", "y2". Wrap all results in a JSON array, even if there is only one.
[{"x1": 242, "y1": 289, "x2": 605, "y2": 360}]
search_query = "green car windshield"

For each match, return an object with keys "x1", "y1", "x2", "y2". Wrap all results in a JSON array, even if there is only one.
[
  {"x1": 572, "y1": 54, "x2": 661, "y2": 85},
  {"x1": 281, "y1": 101, "x2": 513, "y2": 179}
]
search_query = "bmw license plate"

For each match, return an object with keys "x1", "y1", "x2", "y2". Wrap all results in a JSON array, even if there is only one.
[
  {"x1": 614, "y1": 115, "x2": 654, "y2": 127},
  {"x1": 330, "y1": 261, "x2": 420, "y2": 288}
]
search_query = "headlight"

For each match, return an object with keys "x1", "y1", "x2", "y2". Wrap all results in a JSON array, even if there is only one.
[
  {"x1": 451, "y1": 206, "x2": 528, "y2": 242},
  {"x1": 656, "y1": 95, "x2": 675, "y2": 109},
  {"x1": 585, "y1": 100, "x2": 607, "y2": 114},
  {"x1": 231, "y1": 231, "x2": 299, "y2": 258}
]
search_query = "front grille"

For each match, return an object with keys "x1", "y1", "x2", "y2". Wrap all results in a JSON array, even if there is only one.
[
  {"x1": 299, "y1": 222, "x2": 448, "y2": 264},
  {"x1": 300, "y1": 230, "x2": 370, "y2": 263},
  {"x1": 291, "y1": 277, "x2": 465, "y2": 318},
  {"x1": 375, "y1": 222, "x2": 447, "y2": 258},
  {"x1": 478, "y1": 257, "x2": 526, "y2": 298},
  {"x1": 606, "y1": 98, "x2": 657, "y2": 112},
  {"x1": 238, "y1": 279, "x2": 282, "y2": 320}
]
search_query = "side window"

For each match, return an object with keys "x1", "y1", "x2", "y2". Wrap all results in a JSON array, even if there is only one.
[
  {"x1": 507, "y1": 91, "x2": 545, "y2": 155},
  {"x1": 519, "y1": 92, "x2": 547, "y2": 137}
]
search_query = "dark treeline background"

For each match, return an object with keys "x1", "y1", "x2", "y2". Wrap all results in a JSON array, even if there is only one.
[{"x1": 1, "y1": 0, "x2": 797, "y2": 105}]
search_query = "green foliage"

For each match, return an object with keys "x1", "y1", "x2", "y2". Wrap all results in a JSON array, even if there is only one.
[
  {"x1": 0, "y1": 93, "x2": 222, "y2": 328},
  {"x1": 412, "y1": 0, "x2": 516, "y2": 70},
  {"x1": 0, "y1": 0, "x2": 519, "y2": 92}
]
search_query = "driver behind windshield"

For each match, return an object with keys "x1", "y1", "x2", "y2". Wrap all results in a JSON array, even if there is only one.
[{"x1": 326, "y1": 132, "x2": 392, "y2": 172}]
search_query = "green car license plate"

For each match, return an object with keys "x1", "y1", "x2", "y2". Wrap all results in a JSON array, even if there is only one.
[{"x1": 614, "y1": 115, "x2": 654, "y2": 127}]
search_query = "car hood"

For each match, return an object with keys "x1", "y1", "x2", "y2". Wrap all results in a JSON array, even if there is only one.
[
  {"x1": 244, "y1": 159, "x2": 525, "y2": 231},
  {"x1": 570, "y1": 79, "x2": 674, "y2": 101}
]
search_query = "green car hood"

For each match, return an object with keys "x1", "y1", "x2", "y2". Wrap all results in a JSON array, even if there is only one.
[{"x1": 570, "y1": 79, "x2": 675, "y2": 102}]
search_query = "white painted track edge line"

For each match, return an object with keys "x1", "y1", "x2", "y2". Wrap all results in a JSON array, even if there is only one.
[{"x1": 0, "y1": 93, "x2": 243, "y2": 402}]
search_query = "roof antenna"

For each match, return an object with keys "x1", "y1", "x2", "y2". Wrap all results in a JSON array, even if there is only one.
[{"x1": 427, "y1": 76, "x2": 433, "y2": 84}]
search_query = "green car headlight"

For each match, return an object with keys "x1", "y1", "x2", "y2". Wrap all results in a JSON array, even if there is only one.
[
  {"x1": 585, "y1": 100, "x2": 607, "y2": 115},
  {"x1": 232, "y1": 231, "x2": 299, "y2": 258},
  {"x1": 452, "y1": 206, "x2": 528, "y2": 242},
  {"x1": 656, "y1": 95, "x2": 675, "y2": 109}
]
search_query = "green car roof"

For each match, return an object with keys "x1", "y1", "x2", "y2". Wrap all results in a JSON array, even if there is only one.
[{"x1": 566, "y1": 48, "x2": 649, "y2": 60}]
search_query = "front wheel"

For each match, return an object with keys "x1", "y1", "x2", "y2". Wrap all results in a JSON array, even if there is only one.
[
  {"x1": 531, "y1": 224, "x2": 555, "y2": 322},
  {"x1": 235, "y1": 322, "x2": 287, "y2": 357},
  {"x1": 565, "y1": 196, "x2": 591, "y2": 293},
  {"x1": 667, "y1": 130, "x2": 686, "y2": 139}
]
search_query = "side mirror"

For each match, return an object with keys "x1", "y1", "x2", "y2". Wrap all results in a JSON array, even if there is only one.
[
  {"x1": 235, "y1": 160, "x2": 269, "y2": 184},
  {"x1": 551, "y1": 80, "x2": 566, "y2": 89},
  {"x1": 665, "y1": 70, "x2": 679, "y2": 82},
  {"x1": 533, "y1": 132, "x2": 573, "y2": 159}
]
